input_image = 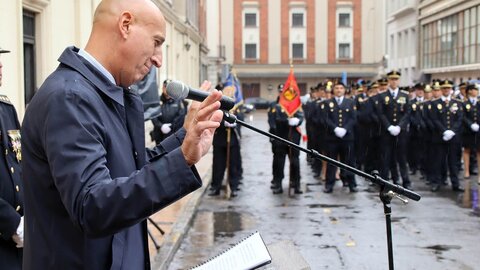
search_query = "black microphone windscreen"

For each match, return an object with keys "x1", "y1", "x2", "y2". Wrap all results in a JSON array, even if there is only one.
[{"x1": 166, "y1": 80, "x2": 189, "y2": 100}]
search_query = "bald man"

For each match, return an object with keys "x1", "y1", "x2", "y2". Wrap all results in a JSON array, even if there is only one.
[{"x1": 21, "y1": 1, "x2": 224, "y2": 269}]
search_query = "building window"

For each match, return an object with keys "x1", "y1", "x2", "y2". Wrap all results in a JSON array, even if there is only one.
[
  {"x1": 292, "y1": 43, "x2": 304, "y2": 58},
  {"x1": 23, "y1": 10, "x2": 36, "y2": 105},
  {"x1": 245, "y1": 43, "x2": 257, "y2": 59},
  {"x1": 186, "y1": 0, "x2": 199, "y2": 29},
  {"x1": 339, "y1": 13, "x2": 350, "y2": 27},
  {"x1": 245, "y1": 13, "x2": 257, "y2": 27},
  {"x1": 339, "y1": 43, "x2": 350, "y2": 58},
  {"x1": 420, "y1": 9, "x2": 478, "y2": 69},
  {"x1": 292, "y1": 13, "x2": 304, "y2": 27}
]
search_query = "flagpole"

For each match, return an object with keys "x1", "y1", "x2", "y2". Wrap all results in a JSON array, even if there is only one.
[
  {"x1": 287, "y1": 59, "x2": 296, "y2": 196},
  {"x1": 225, "y1": 127, "x2": 232, "y2": 199}
]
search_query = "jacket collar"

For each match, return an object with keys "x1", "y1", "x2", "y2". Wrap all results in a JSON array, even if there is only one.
[{"x1": 58, "y1": 46, "x2": 125, "y2": 106}]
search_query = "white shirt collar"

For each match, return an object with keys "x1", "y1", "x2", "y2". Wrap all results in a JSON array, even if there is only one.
[{"x1": 78, "y1": 49, "x2": 116, "y2": 85}]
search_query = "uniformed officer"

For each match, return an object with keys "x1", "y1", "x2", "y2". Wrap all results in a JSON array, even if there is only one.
[
  {"x1": 208, "y1": 113, "x2": 242, "y2": 197},
  {"x1": 377, "y1": 70, "x2": 412, "y2": 189},
  {"x1": 0, "y1": 47, "x2": 24, "y2": 270},
  {"x1": 304, "y1": 86, "x2": 319, "y2": 165},
  {"x1": 311, "y1": 83, "x2": 328, "y2": 179},
  {"x1": 268, "y1": 84, "x2": 304, "y2": 194},
  {"x1": 462, "y1": 83, "x2": 480, "y2": 179},
  {"x1": 354, "y1": 83, "x2": 369, "y2": 170},
  {"x1": 429, "y1": 80, "x2": 464, "y2": 192},
  {"x1": 323, "y1": 81, "x2": 357, "y2": 193},
  {"x1": 408, "y1": 83, "x2": 427, "y2": 176},
  {"x1": 150, "y1": 79, "x2": 187, "y2": 144}
]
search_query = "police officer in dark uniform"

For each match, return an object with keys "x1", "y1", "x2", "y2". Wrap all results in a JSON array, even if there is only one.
[
  {"x1": 354, "y1": 83, "x2": 369, "y2": 170},
  {"x1": 430, "y1": 80, "x2": 464, "y2": 192},
  {"x1": 268, "y1": 84, "x2": 304, "y2": 194},
  {"x1": 323, "y1": 81, "x2": 357, "y2": 193},
  {"x1": 150, "y1": 79, "x2": 187, "y2": 144},
  {"x1": 209, "y1": 83, "x2": 242, "y2": 197},
  {"x1": 0, "y1": 47, "x2": 24, "y2": 270},
  {"x1": 310, "y1": 83, "x2": 327, "y2": 178},
  {"x1": 304, "y1": 86, "x2": 319, "y2": 165},
  {"x1": 408, "y1": 83, "x2": 427, "y2": 176},
  {"x1": 462, "y1": 83, "x2": 480, "y2": 179},
  {"x1": 377, "y1": 70, "x2": 412, "y2": 189}
]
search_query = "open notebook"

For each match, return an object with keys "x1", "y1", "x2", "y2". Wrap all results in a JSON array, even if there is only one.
[{"x1": 190, "y1": 232, "x2": 272, "y2": 270}]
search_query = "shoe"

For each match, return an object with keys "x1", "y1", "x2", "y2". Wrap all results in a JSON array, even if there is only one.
[
  {"x1": 294, "y1": 188, "x2": 303, "y2": 194},
  {"x1": 349, "y1": 187, "x2": 358, "y2": 193},
  {"x1": 272, "y1": 187, "x2": 283, "y2": 194},
  {"x1": 323, "y1": 187, "x2": 333, "y2": 193},
  {"x1": 472, "y1": 170, "x2": 478, "y2": 175},
  {"x1": 431, "y1": 185, "x2": 440, "y2": 192},
  {"x1": 230, "y1": 190, "x2": 238, "y2": 197},
  {"x1": 464, "y1": 175, "x2": 470, "y2": 179},
  {"x1": 452, "y1": 186, "x2": 465, "y2": 192},
  {"x1": 403, "y1": 183, "x2": 413, "y2": 190},
  {"x1": 208, "y1": 189, "x2": 220, "y2": 196},
  {"x1": 313, "y1": 172, "x2": 321, "y2": 178}
]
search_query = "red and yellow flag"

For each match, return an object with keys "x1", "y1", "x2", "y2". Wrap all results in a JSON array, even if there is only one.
[{"x1": 279, "y1": 68, "x2": 302, "y2": 117}]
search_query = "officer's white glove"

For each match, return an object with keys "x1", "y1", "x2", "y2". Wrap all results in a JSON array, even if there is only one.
[
  {"x1": 288, "y1": 117, "x2": 300, "y2": 126},
  {"x1": 392, "y1": 126, "x2": 401, "y2": 136},
  {"x1": 387, "y1": 125, "x2": 396, "y2": 136},
  {"x1": 334, "y1": 127, "x2": 347, "y2": 138},
  {"x1": 161, "y1": 123, "x2": 172, "y2": 134},
  {"x1": 442, "y1": 130, "x2": 455, "y2": 141},
  {"x1": 224, "y1": 121, "x2": 237, "y2": 128},
  {"x1": 12, "y1": 216, "x2": 24, "y2": 248},
  {"x1": 471, "y1": 123, "x2": 480, "y2": 132}
]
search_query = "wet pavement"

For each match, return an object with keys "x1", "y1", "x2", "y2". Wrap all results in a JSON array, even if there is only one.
[{"x1": 168, "y1": 110, "x2": 480, "y2": 270}]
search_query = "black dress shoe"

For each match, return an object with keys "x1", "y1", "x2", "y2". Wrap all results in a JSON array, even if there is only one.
[
  {"x1": 230, "y1": 190, "x2": 238, "y2": 197},
  {"x1": 349, "y1": 187, "x2": 358, "y2": 193},
  {"x1": 452, "y1": 186, "x2": 465, "y2": 192},
  {"x1": 431, "y1": 185, "x2": 440, "y2": 192},
  {"x1": 294, "y1": 188, "x2": 303, "y2": 194},
  {"x1": 403, "y1": 183, "x2": 413, "y2": 190},
  {"x1": 272, "y1": 187, "x2": 283, "y2": 194},
  {"x1": 208, "y1": 189, "x2": 220, "y2": 196},
  {"x1": 323, "y1": 187, "x2": 333, "y2": 193}
]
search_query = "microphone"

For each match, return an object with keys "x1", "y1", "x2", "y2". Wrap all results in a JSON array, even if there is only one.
[{"x1": 166, "y1": 80, "x2": 235, "y2": 111}]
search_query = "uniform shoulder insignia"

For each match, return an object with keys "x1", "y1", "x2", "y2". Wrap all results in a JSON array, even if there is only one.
[
  {"x1": 401, "y1": 90, "x2": 409, "y2": 95},
  {"x1": 0, "y1": 95, "x2": 12, "y2": 105}
]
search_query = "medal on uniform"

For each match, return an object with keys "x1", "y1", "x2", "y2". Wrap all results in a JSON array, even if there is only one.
[
  {"x1": 321, "y1": 104, "x2": 325, "y2": 109},
  {"x1": 7, "y1": 130, "x2": 21, "y2": 162},
  {"x1": 437, "y1": 103, "x2": 442, "y2": 110},
  {"x1": 385, "y1": 96, "x2": 390, "y2": 104},
  {"x1": 466, "y1": 104, "x2": 471, "y2": 111},
  {"x1": 412, "y1": 103, "x2": 417, "y2": 111},
  {"x1": 329, "y1": 102, "x2": 334, "y2": 108}
]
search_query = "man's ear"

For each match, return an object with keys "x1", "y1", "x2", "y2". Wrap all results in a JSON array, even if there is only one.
[{"x1": 119, "y1": 11, "x2": 134, "y2": 39}]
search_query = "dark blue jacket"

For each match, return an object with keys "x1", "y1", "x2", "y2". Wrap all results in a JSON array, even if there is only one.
[
  {"x1": 0, "y1": 96, "x2": 23, "y2": 270},
  {"x1": 21, "y1": 47, "x2": 202, "y2": 269}
]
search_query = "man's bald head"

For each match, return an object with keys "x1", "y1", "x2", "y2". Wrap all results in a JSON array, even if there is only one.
[{"x1": 85, "y1": 0, "x2": 166, "y2": 87}]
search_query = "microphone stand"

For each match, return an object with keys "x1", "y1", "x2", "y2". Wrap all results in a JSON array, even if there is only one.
[{"x1": 223, "y1": 112, "x2": 421, "y2": 270}]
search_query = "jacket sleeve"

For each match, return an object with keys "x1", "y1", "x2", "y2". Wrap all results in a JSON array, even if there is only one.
[
  {"x1": 43, "y1": 89, "x2": 201, "y2": 237},
  {"x1": 0, "y1": 197, "x2": 21, "y2": 240}
]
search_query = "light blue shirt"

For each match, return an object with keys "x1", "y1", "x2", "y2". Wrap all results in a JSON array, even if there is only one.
[{"x1": 78, "y1": 49, "x2": 116, "y2": 85}]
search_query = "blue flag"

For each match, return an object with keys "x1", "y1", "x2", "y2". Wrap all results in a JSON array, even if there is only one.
[{"x1": 224, "y1": 72, "x2": 243, "y2": 105}]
